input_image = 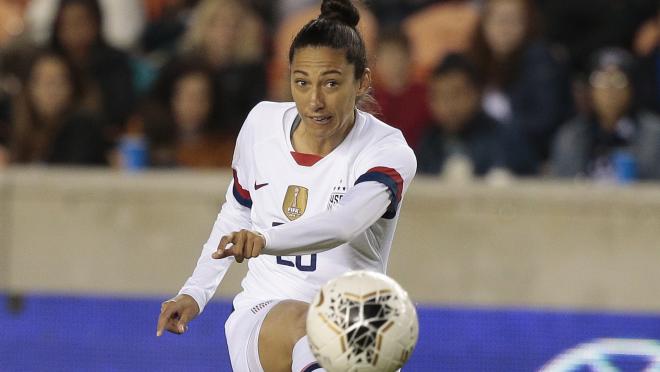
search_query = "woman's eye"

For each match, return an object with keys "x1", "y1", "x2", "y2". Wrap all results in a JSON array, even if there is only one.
[
  {"x1": 326, "y1": 81, "x2": 338, "y2": 88},
  {"x1": 295, "y1": 80, "x2": 307, "y2": 87}
]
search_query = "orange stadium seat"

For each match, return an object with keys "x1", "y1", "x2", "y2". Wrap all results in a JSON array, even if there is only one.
[{"x1": 402, "y1": 1, "x2": 480, "y2": 81}]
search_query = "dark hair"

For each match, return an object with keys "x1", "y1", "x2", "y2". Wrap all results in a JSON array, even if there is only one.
[
  {"x1": 288, "y1": 0, "x2": 367, "y2": 80},
  {"x1": 588, "y1": 47, "x2": 637, "y2": 80},
  {"x1": 11, "y1": 49, "x2": 85, "y2": 163},
  {"x1": 49, "y1": 0, "x2": 106, "y2": 52},
  {"x1": 148, "y1": 57, "x2": 218, "y2": 126},
  {"x1": 432, "y1": 53, "x2": 482, "y2": 87},
  {"x1": 377, "y1": 26, "x2": 411, "y2": 54},
  {"x1": 141, "y1": 56, "x2": 219, "y2": 147}
]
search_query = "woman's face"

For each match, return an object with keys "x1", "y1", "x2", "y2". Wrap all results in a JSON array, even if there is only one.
[
  {"x1": 590, "y1": 65, "x2": 632, "y2": 122},
  {"x1": 290, "y1": 47, "x2": 369, "y2": 139},
  {"x1": 57, "y1": 3, "x2": 98, "y2": 54},
  {"x1": 483, "y1": 0, "x2": 527, "y2": 58},
  {"x1": 172, "y1": 72, "x2": 212, "y2": 133},
  {"x1": 29, "y1": 56, "x2": 74, "y2": 119}
]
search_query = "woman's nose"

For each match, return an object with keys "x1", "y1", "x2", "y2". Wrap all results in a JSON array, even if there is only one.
[{"x1": 309, "y1": 87, "x2": 325, "y2": 110}]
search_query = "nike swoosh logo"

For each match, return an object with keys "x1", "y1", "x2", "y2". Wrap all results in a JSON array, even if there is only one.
[{"x1": 254, "y1": 182, "x2": 269, "y2": 190}]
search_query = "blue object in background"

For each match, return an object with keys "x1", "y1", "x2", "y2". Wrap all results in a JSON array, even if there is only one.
[
  {"x1": 2, "y1": 294, "x2": 660, "y2": 371},
  {"x1": 612, "y1": 150, "x2": 638, "y2": 184},
  {"x1": 119, "y1": 136, "x2": 147, "y2": 171}
]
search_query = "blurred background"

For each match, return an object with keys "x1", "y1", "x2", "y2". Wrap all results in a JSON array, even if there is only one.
[{"x1": 1, "y1": 0, "x2": 660, "y2": 370}]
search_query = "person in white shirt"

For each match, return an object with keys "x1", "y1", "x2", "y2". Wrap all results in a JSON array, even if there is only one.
[
  {"x1": 26, "y1": 0, "x2": 144, "y2": 50},
  {"x1": 156, "y1": 1, "x2": 417, "y2": 371}
]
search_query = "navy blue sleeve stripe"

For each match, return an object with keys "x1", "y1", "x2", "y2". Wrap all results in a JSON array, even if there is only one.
[
  {"x1": 231, "y1": 168, "x2": 252, "y2": 209},
  {"x1": 355, "y1": 172, "x2": 399, "y2": 219},
  {"x1": 301, "y1": 362, "x2": 323, "y2": 372}
]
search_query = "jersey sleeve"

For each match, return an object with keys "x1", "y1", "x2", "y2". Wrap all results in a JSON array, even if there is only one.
[
  {"x1": 177, "y1": 184, "x2": 251, "y2": 313},
  {"x1": 259, "y1": 140, "x2": 417, "y2": 255},
  {"x1": 228, "y1": 105, "x2": 256, "y2": 209},
  {"x1": 352, "y1": 141, "x2": 417, "y2": 219},
  {"x1": 177, "y1": 106, "x2": 258, "y2": 312}
]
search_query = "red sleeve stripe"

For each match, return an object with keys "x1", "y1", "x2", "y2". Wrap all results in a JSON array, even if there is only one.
[
  {"x1": 366, "y1": 166, "x2": 404, "y2": 202},
  {"x1": 354, "y1": 166, "x2": 404, "y2": 219},
  {"x1": 232, "y1": 169, "x2": 252, "y2": 208}
]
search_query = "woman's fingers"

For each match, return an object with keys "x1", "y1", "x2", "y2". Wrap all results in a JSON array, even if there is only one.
[
  {"x1": 212, "y1": 232, "x2": 234, "y2": 259},
  {"x1": 211, "y1": 230, "x2": 265, "y2": 262},
  {"x1": 233, "y1": 230, "x2": 246, "y2": 263}
]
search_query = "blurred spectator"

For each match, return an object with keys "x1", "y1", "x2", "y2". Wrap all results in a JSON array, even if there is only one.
[
  {"x1": 140, "y1": 0, "x2": 198, "y2": 63},
  {"x1": 373, "y1": 27, "x2": 430, "y2": 149},
  {"x1": 634, "y1": 12, "x2": 659, "y2": 57},
  {"x1": 402, "y1": 0, "x2": 479, "y2": 81},
  {"x1": 0, "y1": 90, "x2": 9, "y2": 165},
  {"x1": 369, "y1": 0, "x2": 439, "y2": 28},
  {"x1": 144, "y1": 0, "x2": 197, "y2": 21},
  {"x1": 537, "y1": 0, "x2": 657, "y2": 73},
  {"x1": 0, "y1": 0, "x2": 31, "y2": 161},
  {"x1": 8, "y1": 50, "x2": 107, "y2": 165},
  {"x1": 469, "y1": 0, "x2": 570, "y2": 175},
  {"x1": 247, "y1": 0, "x2": 277, "y2": 31},
  {"x1": 0, "y1": 145, "x2": 6, "y2": 166},
  {"x1": 275, "y1": 0, "x2": 316, "y2": 22},
  {"x1": 48, "y1": 0, "x2": 136, "y2": 137},
  {"x1": 269, "y1": 2, "x2": 377, "y2": 101},
  {"x1": 0, "y1": 0, "x2": 29, "y2": 48},
  {"x1": 551, "y1": 48, "x2": 660, "y2": 181},
  {"x1": 639, "y1": 5, "x2": 660, "y2": 114},
  {"x1": 416, "y1": 53, "x2": 507, "y2": 177},
  {"x1": 178, "y1": 0, "x2": 267, "y2": 136},
  {"x1": 26, "y1": 0, "x2": 145, "y2": 50},
  {"x1": 132, "y1": 58, "x2": 233, "y2": 168}
]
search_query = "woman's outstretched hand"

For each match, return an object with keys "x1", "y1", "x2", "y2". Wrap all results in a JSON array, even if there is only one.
[{"x1": 212, "y1": 230, "x2": 265, "y2": 263}]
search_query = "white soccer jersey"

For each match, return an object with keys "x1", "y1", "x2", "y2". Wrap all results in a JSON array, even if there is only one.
[{"x1": 179, "y1": 101, "x2": 416, "y2": 311}]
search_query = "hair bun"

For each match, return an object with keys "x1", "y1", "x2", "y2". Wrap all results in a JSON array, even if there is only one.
[{"x1": 320, "y1": 0, "x2": 360, "y2": 28}]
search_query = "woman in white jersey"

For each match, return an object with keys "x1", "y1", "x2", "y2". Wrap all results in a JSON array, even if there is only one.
[{"x1": 156, "y1": 1, "x2": 416, "y2": 371}]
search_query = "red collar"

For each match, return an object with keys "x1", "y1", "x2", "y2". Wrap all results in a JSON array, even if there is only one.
[{"x1": 290, "y1": 151, "x2": 323, "y2": 166}]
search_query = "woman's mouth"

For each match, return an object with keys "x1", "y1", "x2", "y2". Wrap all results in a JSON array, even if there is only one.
[{"x1": 309, "y1": 115, "x2": 332, "y2": 125}]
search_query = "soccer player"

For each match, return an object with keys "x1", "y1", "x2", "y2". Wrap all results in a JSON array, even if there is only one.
[{"x1": 156, "y1": 1, "x2": 417, "y2": 371}]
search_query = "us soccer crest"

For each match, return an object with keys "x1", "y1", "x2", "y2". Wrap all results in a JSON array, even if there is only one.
[
  {"x1": 327, "y1": 184, "x2": 346, "y2": 210},
  {"x1": 283, "y1": 185, "x2": 308, "y2": 220}
]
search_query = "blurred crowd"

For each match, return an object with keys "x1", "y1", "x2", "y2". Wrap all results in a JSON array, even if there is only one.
[{"x1": 0, "y1": 0, "x2": 659, "y2": 183}]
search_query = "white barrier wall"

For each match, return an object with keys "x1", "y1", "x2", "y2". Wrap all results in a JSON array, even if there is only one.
[{"x1": 1, "y1": 167, "x2": 660, "y2": 312}]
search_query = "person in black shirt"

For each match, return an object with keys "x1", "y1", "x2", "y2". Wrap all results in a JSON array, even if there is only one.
[{"x1": 417, "y1": 53, "x2": 508, "y2": 177}]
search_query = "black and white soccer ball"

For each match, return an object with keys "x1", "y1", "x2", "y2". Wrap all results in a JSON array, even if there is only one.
[{"x1": 306, "y1": 271, "x2": 419, "y2": 372}]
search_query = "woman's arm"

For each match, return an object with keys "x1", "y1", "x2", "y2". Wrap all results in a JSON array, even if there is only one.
[{"x1": 177, "y1": 181, "x2": 252, "y2": 313}]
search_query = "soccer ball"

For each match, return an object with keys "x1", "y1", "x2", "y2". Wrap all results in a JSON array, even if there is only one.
[{"x1": 306, "y1": 271, "x2": 419, "y2": 372}]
